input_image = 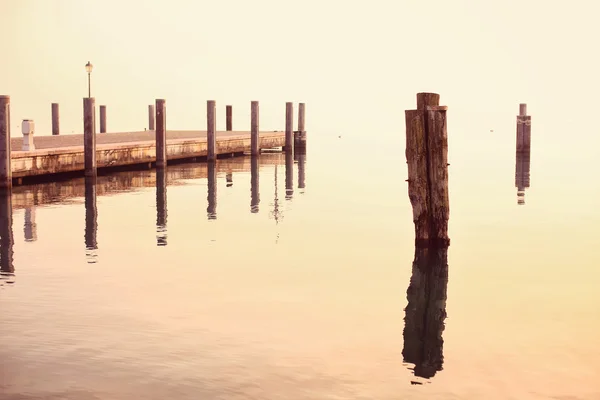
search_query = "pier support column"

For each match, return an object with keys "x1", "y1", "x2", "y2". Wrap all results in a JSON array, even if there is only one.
[
  {"x1": 251, "y1": 101, "x2": 259, "y2": 156},
  {"x1": 285, "y1": 102, "x2": 294, "y2": 153},
  {"x1": 226, "y1": 105, "x2": 232, "y2": 131},
  {"x1": 99, "y1": 105, "x2": 107, "y2": 133},
  {"x1": 155, "y1": 99, "x2": 166, "y2": 167},
  {"x1": 83, "y1": 97, "x2": 97, "y2": 177},
  {"x1": 148, "y1": 104, "x2": 155, "y2": 130},
  {"x1": 0, "y1": 95, "x2": 11, "y2": 189},
  {"x1": 207, "y1": 100, "x2": 216, "y2": 162},
  {"x1": 51, "y1": 103, "x2": 60, "y2": 135}
]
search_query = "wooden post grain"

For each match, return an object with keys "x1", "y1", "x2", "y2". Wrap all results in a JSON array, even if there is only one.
[
  {"x1": 83, "y1": 97, "x2": 96, "y2": 177},
  {"x1": 207, "y1": 100, "x2": 216, "y2": 162},
  {"x1": 148, "y1": 104, "x2": 155, "y2": 130},
  {"x1": 251, "y1": 101, "x2": 259, "y2": 156},
  {"x1": 226, "y1": 105, "x2": 232, "y2": 131},
  {"x1": 155, "y1": 99, "x2": 166, "y2": 167},
  {"x1": 405, "y1": 92, "x2": 449, "y2": 246},
  {"x1": 99, "y1": 105, "x2": 107, "y2": 133},
  {"x1": 0, "y1": 95, "x2": 11, "y2": 188},
  {"x1": 51, "y1": 103, "x2": 60, "y2": 135},
  {"x1": 285, "y1": 102, "x2": 294, "y2": 153}
]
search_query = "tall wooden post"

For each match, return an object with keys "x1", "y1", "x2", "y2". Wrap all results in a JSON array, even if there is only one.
[
  {"x1": 298, "y1": 103, "x2": 305, "y2": 132},
  {"x1": 226, "y1": 105, "x2": 233, "y2": 131},
  {"x1": 99, "y1": 105, "x2": 107, "y2": 133},
  {"x1": 155, "y1": 99, "x2": 166, "y2": 167},
  {"x1": 84, "y1": 176, "x2": 98, "y2": 264},
  {"x1": 405, "y1": 92, "x2": 449, "y2": 246},
  {"x1": 285, "y1": 102, "x2": 294, "y2": 153},
  {"x1": 0, "y1": 187, "x2": 14, "y2": 276},
  {"x1": 156, "y1": 167, "x2": 168, "y2": 246},
  {"x1": 207, "y1": 100, "x2": 216, "y2": 162},
  {"x1": 51, "y1": 103, "x2": 60, "y2": 135},
  {"x1": 148, "y1": 104, "x2": 155, "y2": 130},
  {"x1": 83, "y1": 97, "x2": 96, "y2": 177},
  {"x1": 516, "y1": 103, "x2": 531, "y2": 153},
  {"x1": 207, "y1": 160, "x2": 217, "y2": 220},
  {"x1": 251, "y1": 101, "x2": 259, "y2": 156},
  {"x1": 0, "y1": 96, "x2": 11, "y2": 189},
  {"x1": 250, "y1": 156, "x2": 260, "y2": 213}
]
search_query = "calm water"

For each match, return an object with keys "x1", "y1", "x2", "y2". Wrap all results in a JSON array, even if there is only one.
[{"x1": 2, "y1": 113, "x2": 600, "y2": 399}]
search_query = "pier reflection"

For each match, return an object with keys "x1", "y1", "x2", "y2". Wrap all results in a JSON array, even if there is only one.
[
  {"x1": 402, "y1": 244, "x2": 449, "y2": 383},
  {"x1": 156, "y1": 168, "x2": 168, "y2": 246},
  {"x1": 207, "y1": 161, "x2": 217, "y2": 220},
  {"x1": 251, "y1": 157, "x2": 260, "y2": 213},
  {"x1": 0, "y1": 188, "x2": 14, "y2": 285},
  {"x1": 285, "y1": 151, "x2": 294, "y2": 200},
  {"x1": 84, "y1": 177, "x2": 98, "y2": 264}
]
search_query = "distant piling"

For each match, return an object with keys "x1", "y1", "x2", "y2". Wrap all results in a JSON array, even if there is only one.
[
  {"x1": 285, "y1": 102, "x2": 294, "y2": 153},
  {"x1": 0, "y1": 95, "x2": 11, "y2": 189},
  {"x1": 294, "y1": 103, "x2": 307, "y2": 151},
  {"x1": 148, "y1": 104, "x2": 155, "y2": 130},
  {"x1": 99, "y1": 105, "x2": 107, "y2": 133},
  {"x1": 207, "y1": 100, "x2": 216, "y2": 162},
  {"x1": 51, "y1": 103, "x2": 60, "y2": 135},
  {"x1": 516, "y1": 103, "x2": 531, "y2": 153},
  {"x1": 226, "y1": 105, "x2": 233, "y2": 131},
  {"x1": 155, "y1": 99, "x2": 166, "y2": 168},
  {"x1": 405, "y1": 92, "x2": 450, "y2": 246},
  {"x1": 83, "y1": 97, "x2": 96, "y2": 177},
  {"x1": 251, "y1": 101, "x2": 259, "y2": 156}
]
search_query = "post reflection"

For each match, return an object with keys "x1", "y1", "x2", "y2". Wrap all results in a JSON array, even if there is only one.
[
  {"x1": 226, "y1": 172, "x2": 233, "y2": 187},
  {"x1": 156, "y1": 167, "x2": 168, "y2": 246},
  {"x1": 84, "y1": 176, "x2": 98, "y2": 264},
  {"x1": 296, "y1": 151, "x2": 306, "y2": 191},
  {"x1": 250, "y1": 156, "x2": 260, "y2": 213},
  {"x1": 515, "y1": 150, "x2": 531, "y2": 205},
  {"x1": 0, "y1": 188, "x2": 14, "y2": 284},
  {"x1": 24, "y1": 206, "x2": 38, "y2": 242},
  {"x1": 285, "y1": 150, "x2": 294, "y2": 200},
  {"x1": 207, "y1": 161, "x2": 217, "y2": 220},
  {"x1": 402, "y1": 245, "x2": 449, "y2": 383}
]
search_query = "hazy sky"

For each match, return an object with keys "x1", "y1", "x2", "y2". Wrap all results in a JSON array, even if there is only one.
[{"x1": 1, "y1": 0, "x2": 598, "y2": 136}]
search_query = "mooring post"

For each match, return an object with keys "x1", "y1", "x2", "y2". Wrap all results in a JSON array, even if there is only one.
[
  {"x1": 251, "y1": 101, "x2": 259, "y2": 156},
  {"x1": 155, "y1": 99, "x2": 166, "y2": 167},
  {"x1": 51, "y1": 103, "x2": 60, "y2": 135},
  {"x1": 99, "y1": 105, "x2": 107, "y2": 133},
  {"x1": 516, "y1": 103, "x2": 531, "y2": 153},
  {"x1": 251, "y1": 156, "x2": 260, "y2": 213},
  {"x1": 0, "y1": 96, "x2": 11, "y2": 189},
  {"x1": 294, "y1": 102, "x2": 307, "y2": 150},
  {"x1": 226, "y1": 105, "x2": 233, "y2": 131},
  {"x1": 83, "y1": 97, "x2": 96, "y2": 177},
  {"x1": 156, "y1": 167, "x2": 167, "y2": 246},
  {"x1": 405, "y1": 92, "x2": 449, "y2": 246},
  {"x1": 148, "y1": 104, "x2": 155, "y2": 130},
  {"x1": 207, "y1": 100, "x2": 216, "y2": 162},
  {"x1": 285, "y1": 102, "x2": 294, "y2": 153}
]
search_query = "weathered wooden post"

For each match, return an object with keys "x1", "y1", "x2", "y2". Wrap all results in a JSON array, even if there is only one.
[
  {"x1": 207, "y1": 161, "x2": 217, "y2": 220},
  {"x1": 0, "y1": 187, "x2": 14, "y2": 276},
  {"x1": 298, "y1": 103, "x2": 305, "y2": 133},
  {"x1": 405, "y1": 92, "x2": 450, "y2": 246},
  {"x1": 207, "y1": 100, "x2": 216, "y2": 162},
  {"x1": 99, "y1": 105, "x2": 107, "y2": 133},
  {"x1": 51, "y1": 103, "x2": 60, "y2": 135},
  {"x1": 156, "y1": 167, "x2": 167, "y2": 246},
  {"x1": 251, "y1": 101, "x2": 259, "y2": 156},
  {"x1": 148, "y1": 104, "x2": 155, "y2": 130},
  {"x1": 226, "y1": 105, "x2": 233, "y2": 131},
  {"x1": 294, "y1": 102, "x2": 307, "y2": 150},
  {"x1": 516, "y1": 103, "x2": 531, "y2": 153},
  {"x1": 285, "y1": 102, "x2": 294, "y2": 153},
  {"x1": 83, "y1": 97, "x2": 96, "y2": 177},
  {"x1": 84, "y1": 176, "x2": 98, "y2": 264},
  {"x1": 0, "y1": 96, "x2": 11, "y2": 189},
  {"x1": 251, "y1": 156, "x2": 259, "y2": 213},
  {"x1": 285, "y1": 150, "x2": 294, "y2": 199},
  {"x1": 155, "y1": 99, "x2": 166, "y2": 167}
]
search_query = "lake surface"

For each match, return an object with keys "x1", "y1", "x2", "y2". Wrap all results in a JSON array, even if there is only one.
[{"x1": 2, "y1": 111, "x2": 600, "y2": 399}]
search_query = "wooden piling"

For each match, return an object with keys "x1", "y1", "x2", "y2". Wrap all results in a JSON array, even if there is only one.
[
  {"x1": 298, "y1": 103, "x2": 305, "y2": 133},
  {"x1": 405, "y1": 92, "x2": 450, "y2": 246},
  {"x1": 0, "y1": 96, "x2": 11, "y2": 189},
  {"x1": 83, "y1": 97, "x2": 96, "y2": 177},
  {"x1": 148, "y1": 104, "x2": 155, "y2": 130},
  {"x1": 156, "y1": 167, "x2": 167, "y2": 246},
  {"x1": 251, "y1": 101, "x2": 259, "y2": 156},
  {"x1": 251, "y1": 156, "x2": 259, "y2": 213},
  {"x1": 0, "y1": 187, "x2": 14, "y2": 275},
  {"x1": 516, "y1": 103, "x2": 531, "y2": 153},
  {"x1": 207, "y1": 100, "x2": 216, "y2": 162},
  {"x1": 155, "y1": 99, "x2": 166, "y2": 168},
  {"x1": 226, "y1": 105, "x2": 233, "y2": 131},
  {"x1": 51, "y1": 103, "x2": 60, "y2": 135},
  {"x1": 285, "y1": 102, "x2": 294, "y2": 153},
  {"x1": 99, "y1": 105, "x2": 107, "y2": 133},
  {"x1": 294, "y1": 103, "x2": 307, "y2": 150}
]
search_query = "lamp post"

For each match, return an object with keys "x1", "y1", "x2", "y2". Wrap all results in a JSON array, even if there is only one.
[{"x1": 85, "y1": 61, "x2": 93, "y2": 98}]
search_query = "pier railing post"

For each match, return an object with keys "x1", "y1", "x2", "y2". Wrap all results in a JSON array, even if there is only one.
[
  {"x1": 51, "y1": 103, "x2": 60, "y2": 135},
  {"x1": 83, "y1": 97, "x2": 97, "y2": 177},
  {"x1": 226, "y1": 105, "x2": 233, "y2": 131},
  {"x1": 148, "y1": 104, "x2": 155, "y2": 130},
  {"x1": 99, "y1": 105, "x2": 107, "y2": 133},
  {"x1": 0, "y1": 95, "x2": 11, "y2": 188},
  {"x1": 207, "y1": 100, "x2": 216, "y2": 162},
  {"x1": 405, "y1": 92, "x2": 449, "y2": 247},
  {"x1": 155, "y1": 99, "x2": 167, "y2": 167},
  {"x1": 251, "y1": 101, "x2": 259, "y2": 156},
  {"x1": 285, "y1": 102, "x2": 294, "y2": 153}
]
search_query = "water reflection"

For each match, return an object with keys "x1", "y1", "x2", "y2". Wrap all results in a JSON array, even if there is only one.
[
  {"x1": 0, "y1": 188, "x2": 14, "y2": 285},
  {"x1": 285, "y1": 151, "x2": 294, "y2": 200},
  {"x1": 296, "y1": 151, "x2": 306, "y2": 192},
  {"x1": 251, "y1": 157, "x2": 260, "y2": 213},
  {"x1": 402, "y1": 244, "x2": 449, "y2": 383},
  {"x1": 84, "y1": 177, "x2": 98, "y2": 264},
  {"x1": 515, "y1": 150, "x2": 531, "y2": 205},
  {"x1": 24, "y1": 205, "x2": 37, "y2": 242},
  {"x1": 226, "y1": 172, "x2": 233, "y2": 188},
  {"x1": 156, "y1": 167, "x2": 168, "y2": 246},
  {"x1": 207, "y1": 161, "x2": 217, "y2": 220}
]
